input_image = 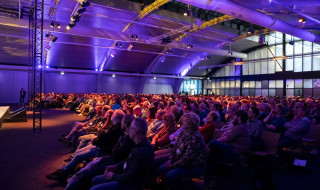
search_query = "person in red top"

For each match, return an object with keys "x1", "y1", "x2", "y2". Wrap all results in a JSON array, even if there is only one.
[
  {"x1": 199, "y1": 111, "x2": 218, "y2": 144},
  {"x1": 151, "y1": 113, "x2": 176, "y2": 150}
]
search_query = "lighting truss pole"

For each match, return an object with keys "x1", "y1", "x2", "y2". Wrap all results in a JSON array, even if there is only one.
[{"x1": 29, "y1": 0, "x2": 44, "y2": 132}]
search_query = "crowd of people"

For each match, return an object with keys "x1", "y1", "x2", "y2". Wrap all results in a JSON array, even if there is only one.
[{"x1": 43, "y1": 93, "x2": 320, "y2": 190}]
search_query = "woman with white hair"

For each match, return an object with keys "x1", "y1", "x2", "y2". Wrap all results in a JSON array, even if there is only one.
[{"x1": 158, "y1": 112, "x2": 206, "y2": 190}]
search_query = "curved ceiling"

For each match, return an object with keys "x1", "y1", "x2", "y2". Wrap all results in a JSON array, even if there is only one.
[{"x1": 0, "y1": 0, "x2": 319, "y2": 77}]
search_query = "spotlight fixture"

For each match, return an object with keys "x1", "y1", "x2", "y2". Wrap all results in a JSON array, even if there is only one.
[
  {"x1": 127, "y1": 44, "x2": 133, "y2": 51},
  {"x1": 298, "y1": 16, "x2": 306, "y2": 23},
  {"x1": 45, "y1": 33, "x2": 50, "y2": 38},
  {"x1": 207, "y1": 77, "x2": 210, "y2": 80},
  {"x1": 115, "y1": 42, "x2": 122, "y2": 47},
  {"x1": 57, "y1": 23, "x2": 61, "y2": 29},
  {"x1": 130, "y1": 34, "x2": 134, "y2": 40},
  {"x1": 37, "y1": 65, "x2": 42, "y2": 68},
  {"x1": 154, "y1": 76, "x2": 157, "y2": 79},
  {"x1": 77, "y1": 7, "x2": 86, "y2": 14},
  {"x1": 51, "y1": 35, "x2": 58, "y2": 42},
  {"x1": 46, "y1": 65, "x2": 49, "y2": 69},
  {"x1": 110, "y1": 50, "x2": 116, "y2": 58},
  {"x1": 161, "y1": 36, "x2": 171, "y2": 44},
  {"x1": 112, "y1": 74, "x2": 116, "y2": 78},
  {"x1": 60, "y1": 71, "x2": 64, "y2": 75},
  {"x1": 66, "y1": 23, "x2": 75, "y2": 30},
  {"x1": 166, "y1": 49, "x2": 173, "y2": 54},
  {"x1": 50, "y1": 21, "x2": 54, "y2": 28},
  {"x1": 95, "y1": 69, "x2": 98, "y2": 71},
  {"x1": 135, "y1": 35, "x2": 139, "y2": 40},
  {"x1": 71, "y1": 14, "x2": 81, "y2": 22},
  {"x1": 81, "y1": 1, "x2": 90, "y2": 7},
  {"x1": 187, "y1": 44, "x2": 193, "y2": 49},
  {"x1": 228, "y1": 51, "x2": 233, "y2": 55},
  {"x1": 160, "y1": 56, "x2": 166, "y2": 62}
]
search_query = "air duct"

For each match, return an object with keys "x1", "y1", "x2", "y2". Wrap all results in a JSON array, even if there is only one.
[{"x1": 176, "y1": 0, "x2": 320, "y2": 44}]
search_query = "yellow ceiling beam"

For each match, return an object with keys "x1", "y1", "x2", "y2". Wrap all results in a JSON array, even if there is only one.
[
  {"x1": 122, "y1": 0, "x2": 172, "y2": 32},
  {"x1": 175, "y1": 15, "x2": 234, "y2": 41}
]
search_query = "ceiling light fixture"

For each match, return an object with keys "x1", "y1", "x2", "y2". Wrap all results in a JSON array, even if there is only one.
[
  {"x1": 57, "y1": 23, "x2": 61, "y2": 28},
  {"x1": 187, "y1": 44, "x2": 193, "y2": 49},
  {"x1": 298, "y1": 16, "x2": 306, "y2": 23},
  {"x1": 50, "y1": 21, "x2": 54, "y2": 28},
  {"x1": 66, "y1": 23, "x2": 75, "y2": 30}
]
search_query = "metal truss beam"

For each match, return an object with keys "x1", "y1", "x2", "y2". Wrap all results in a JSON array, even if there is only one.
[
  {"x1": 29, "y1": 0, "x2": 44, "y2": 132},
  {"x1": 175, "y1": 15, "x2": 234, "y2": 41},
  {"x1": 122, "y1": 0, "x2": 172, "y2": 32}
]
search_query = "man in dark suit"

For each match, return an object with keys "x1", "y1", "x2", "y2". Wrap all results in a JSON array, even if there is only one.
[{"x1": 19, "y1": 88, "x2": 26, "y2": 105}]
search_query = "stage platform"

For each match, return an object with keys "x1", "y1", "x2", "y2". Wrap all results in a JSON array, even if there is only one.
[{"x1": 0, "y1": 106, "x2": 10, "y2": 128}]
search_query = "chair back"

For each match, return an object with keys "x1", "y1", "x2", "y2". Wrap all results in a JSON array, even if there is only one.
[
  {"x1": 303, "y1": 124, "x2": 320, "y2": 141},
  {"x1": 260, "y1": 130, "x2": 281, "y2": 155}
]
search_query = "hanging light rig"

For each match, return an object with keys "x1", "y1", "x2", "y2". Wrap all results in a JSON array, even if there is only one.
[{"x1": 186, "y1": 4, "x2": 193, "y2": 49}]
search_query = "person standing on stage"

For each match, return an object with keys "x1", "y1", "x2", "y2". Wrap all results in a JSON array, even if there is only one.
[{"x1": 19, "y1": 88, "x2": 26, "y2": 105}]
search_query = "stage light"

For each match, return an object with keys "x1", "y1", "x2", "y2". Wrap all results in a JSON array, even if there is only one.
[
  {"x1": 95, "y1": 69, "x2": 98, "y2": 71},
  {"x1": 45, "y1": 43, "x2": 51, "y2": 51},
  {"x1": 50, "y1": 21, "x2": 54, "y2": 28},
  {"x1": 81, "y1": 1, "x2": 90, "y2": 7},
  {"x1": 51, "y1": 35, "x2": 58, "y2": 42},
  {"x1": 112, "y1": 74, "x2": 115, "y2": 77},
  {"x1": 37, "y1": 65, "x2": 42, "y2": 68},
  {"x1": 207, "y1": 77, "x2": 210, "y2": 80},
  {"x1": 66, "y1": 23, "x2": 75, "y2": 30},
  {"x1": 71, "y1": 14, "x2": 81, "y2": 22},
  {"x1": 46, "y1": 65, "x2": 49, "y2": 68},
  {"x1": 154, "y1": 76, "x2": 157, "y2": 79},
  {"x1": 298, "y1": 16, "x2": 306, "y2": 23},
  {"x1": 61, "y1": 71, "x2": 64, "y2": 75},
  {"x1": 127, "y1": 44, "x2": 133, "y2": 51},
  {"x1": 77, "y1": 7, "x2": 86, "y2": 14},
  {"x1": 228, "y1": 51, "x2": 233, "y2": 55},
  {"x1": 187, "y1": 44, "x2": 193, "y2": 49},
  {"x1": 110, "y1": 50, "x2": 116, "y2": 57},
  {"x1": 45, "y1": 33, "x2": 50, "y2": 38},
  {"x1": 160, "y1": 56, "x2": 166, "y2": 62},
  {"x1": 135, "y1": 35, "x2": 139, "y2": 40},
  {"x1": 130, "y1": 34, "x2": 134, "y2": 40},
  {"x1": 57, "y1": 23, "x2": 61, "y2": 28}
]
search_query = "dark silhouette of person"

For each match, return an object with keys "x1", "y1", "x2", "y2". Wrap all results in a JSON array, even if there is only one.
[{"x1": 20, "y1": 88, "x2": 26, "y2": 105}]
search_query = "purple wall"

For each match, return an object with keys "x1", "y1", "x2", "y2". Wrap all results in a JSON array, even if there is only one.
[
  {"x1": 143, "y1": 78, "x2": 175, "y2": 94},
  {"x1": 98, "y1": 75, "x2": 140, "y2": 94},
  {"x1": 0, "y1": 70, "x2": 28, "y2": 104},
  {"x1": 45, "y1": 72, "x2": 97, "y2": 93},
  {"x1": 0, "y1": 69, "x2": 178, "y2": 103}
]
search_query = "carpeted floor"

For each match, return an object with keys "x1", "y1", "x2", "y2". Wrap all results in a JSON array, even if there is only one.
[
  {"x1": 0, "y1": 107, "x2": 319, "y2": 190},
  {"x1": 0, "y1": 108, "x2": 85, "y2": 190}
]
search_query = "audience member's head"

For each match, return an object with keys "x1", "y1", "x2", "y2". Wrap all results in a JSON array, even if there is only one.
[
  {"x1": 234, "y1": 110, "x2": 248, "y2": 125},
  {"x1": 111, "y1": 109, "x2": 125, "y2": 124},
  {"x1": 206, "y1": 111, "x2": 218, "y2": 123},
  {"x1": 248, "y1": 107, "x2": 259, "y2": 120},
  {"x1": 133, "y1": 105, "x2": 142, "y2": 117},
  {"x1": 121, "y1": 114, "x2": 135, "y2": 132},
  {"x1": 163, "y1": 113, "x2": 176, "y2": 128},
  {"x1": 182, "y1": 112, "x2": 200, "y2": 132},
  {"x1": 155, "y1": 110, "x2": 166, "y2": 120},
  {"x1": 129, "y1": 118, "x2": 148, "y2": 141}
]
